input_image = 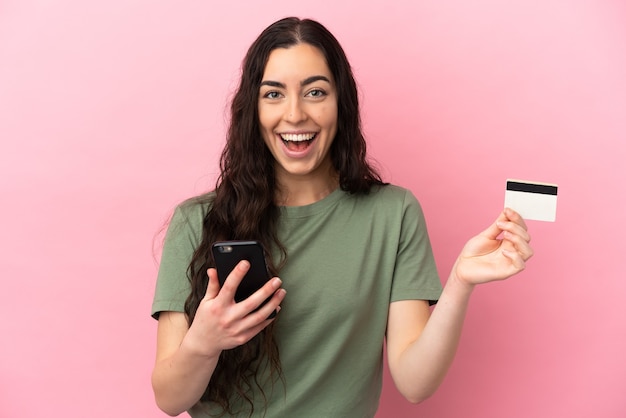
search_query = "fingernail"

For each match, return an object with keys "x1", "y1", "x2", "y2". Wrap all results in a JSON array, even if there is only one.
[{"x1": 272, "y1": 277, "x2": 282, "y2": 288}]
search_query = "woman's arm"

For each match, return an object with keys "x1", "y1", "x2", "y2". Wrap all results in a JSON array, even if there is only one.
[
  {"x1": 152, "y1": 311, "x2": 220, "y2": 416},
  {"x1": 151, "y1": 262, "x2": 286, "y2": 415},
  {"x1": 386, "y1": 208, "x2": 533, "y2": 403}
]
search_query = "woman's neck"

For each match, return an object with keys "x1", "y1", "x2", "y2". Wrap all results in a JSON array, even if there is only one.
[{"x1": 275, "y1": 170, "x2": 339, "y2": 207}]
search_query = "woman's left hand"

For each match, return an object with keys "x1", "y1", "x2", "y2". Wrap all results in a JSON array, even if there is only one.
[{"x1": 454, "y1": 208, "x2": 533, "y2": 286}]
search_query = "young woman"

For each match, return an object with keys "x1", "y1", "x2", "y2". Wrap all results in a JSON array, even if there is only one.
[{"x1": 151, "y1": 17, "x2": 533, "y2": 418}]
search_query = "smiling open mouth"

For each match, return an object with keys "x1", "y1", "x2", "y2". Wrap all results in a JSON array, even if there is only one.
[{"x1": 280, "y1": 133, "x2": 317, "y2": 152}]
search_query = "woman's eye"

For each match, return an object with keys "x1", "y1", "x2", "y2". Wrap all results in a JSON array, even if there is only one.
[
  {"x1": 306, "y1": 89, "x2": 325, "y2": 98},
  {"x1": 263, "y1": 91, "x2": 281, "y2": 99}
]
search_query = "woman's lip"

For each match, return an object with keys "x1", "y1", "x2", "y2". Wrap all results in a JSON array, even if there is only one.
[
  {"x1": 279, "y1": 133, "x2": 318, "y2": 143},
  {"x1": 277, "y1": 130, "x2": 319, "y2": 137},
  {"x1": 278, "y1": 133, "x2": 317, "y2": 158}
]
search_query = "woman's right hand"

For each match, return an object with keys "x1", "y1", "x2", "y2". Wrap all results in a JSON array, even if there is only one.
[
  {"x1": 186, "y1": 260, "x2": 286, "y2": 358},
  {"x1": 152, "y1": 260, "x2": 285, "y2": 415}
]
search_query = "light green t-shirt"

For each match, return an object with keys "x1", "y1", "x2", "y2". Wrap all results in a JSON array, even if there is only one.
[{"x1": 152, "y1": 184, "x2": 442, "y2": 417}]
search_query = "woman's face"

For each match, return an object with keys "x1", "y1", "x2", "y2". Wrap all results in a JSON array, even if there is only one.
[{"x1": 258, "y1": 43, "x2": 338, "y2": 184}]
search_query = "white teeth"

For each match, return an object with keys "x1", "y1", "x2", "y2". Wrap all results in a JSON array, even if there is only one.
[{"x1": 280, "y1": 133, "x2": 316, "y2": 142}]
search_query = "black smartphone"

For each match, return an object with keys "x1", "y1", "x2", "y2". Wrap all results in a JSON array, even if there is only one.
[{"x1": 212, "y1": 240, "x2": 275, "y2": 317}]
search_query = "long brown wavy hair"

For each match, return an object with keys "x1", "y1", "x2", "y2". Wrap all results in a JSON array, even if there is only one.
[{"x1": 183, "y1": 17, "x2": 386, "y2": 415}]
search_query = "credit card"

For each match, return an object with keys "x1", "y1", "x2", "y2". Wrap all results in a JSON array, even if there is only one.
[{"x1": 504, "y1": 179, "x2": 558, "y2": 222}]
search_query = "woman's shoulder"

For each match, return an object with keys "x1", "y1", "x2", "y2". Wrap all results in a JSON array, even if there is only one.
[
  {"x1": 360, "y1": 183, "x2": 425, "y2": 215},
  {"x1": 178, "y1": 191, "x2": 215, "y2": 210},
  {"x1": 368, "y1": 183, "x2": 418, "y2": 203},
  {"x1": 170, "y1": 192, "x2": 215, "y2": 225}
]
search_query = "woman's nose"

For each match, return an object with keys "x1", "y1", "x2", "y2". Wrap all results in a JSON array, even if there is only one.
[{"x1": 285, "y1": 98, "x2": 306, "y2": 123}]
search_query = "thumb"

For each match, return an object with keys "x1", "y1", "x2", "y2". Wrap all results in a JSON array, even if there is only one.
[
  {"x1": 204, "y1": 268, "x2": 221, "y2": 300},
  {"x1": 479, "y1": 211, "x2": 507, "y2": 240}
]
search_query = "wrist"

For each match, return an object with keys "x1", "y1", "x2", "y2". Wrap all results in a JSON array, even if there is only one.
[
  {"x1": 448, "y1": 260, "x2": 477, "y2": 295},
  {"x1": 180, "y1": 331, "x2": 223, "y2": 362}
]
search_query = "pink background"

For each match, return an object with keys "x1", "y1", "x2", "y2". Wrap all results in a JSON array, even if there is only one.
[{"x1": 1, "y1": 1, "x2": 625, "y2": 417}]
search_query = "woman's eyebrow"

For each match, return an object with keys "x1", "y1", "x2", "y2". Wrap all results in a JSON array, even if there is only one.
[
  {"x1": 259, "y1": 75, "x2": 331, "y2": 89},
  {"x1": 260, "y1": 80, "x2": 285, "y2": 88},
  {"x1": 300, "y1": 75, "x2": 331, "y2": 86}
]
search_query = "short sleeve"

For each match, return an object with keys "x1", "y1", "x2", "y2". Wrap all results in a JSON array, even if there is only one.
[
  {"x1": 151, "y1": 201, "x2": 207, "y2": 319},
  {"x1": 390, "y1": 190, "x2": 443, "y2": 304}
]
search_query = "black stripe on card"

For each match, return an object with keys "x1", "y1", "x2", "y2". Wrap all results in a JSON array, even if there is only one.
[{"x1": 507, "y1": 181, "x2": 557, "y2": 195}]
